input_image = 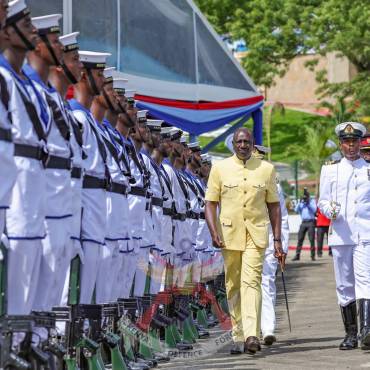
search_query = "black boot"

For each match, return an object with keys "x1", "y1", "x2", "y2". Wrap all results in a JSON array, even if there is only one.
[
  {"x1": 359, "y1": 299, "x2": 370, "y2": 350},
  {"x1": 339, "y1": 301, "x2": 358, "y2": 350},
  {"x1": 292, "y1": 254, "x2": 300, "y2": 261}
]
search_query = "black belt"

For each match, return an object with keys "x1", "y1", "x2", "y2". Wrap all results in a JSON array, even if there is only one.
[
  {"x1": 173, "y1": 213, "x2": 186, "y2": 221},
  {"x1": 200, "y1": 212, "x2": 205, "y2": 220},
  {"x1": 14, "y1": 143, "x2": 45, "y2": 161},
  {"x1": 44, "y1": 155, "x2": 72, "y2": 170},
  {"x1": 163, "y1": 208, "x2": 174, "y2": 217},
  {"x1": 152, "y1": 197, "x2": 163, "y2": 208},
  {"x1": 130, "y1": 186, "x2": 147, "y2": 197},
  {"x1": 71, "y1": 167, "x2": 82, "y2": 179},
  {"x1": 302, "y1": 219, "x2": 315, "y2": 222},
  {"x1": 0, "y1": 127, "x2": 12, "y2": 142},
  {"x1": 186, "y1": 211, "x2": 199, "y2": 220},
  {"x1": 109, "y1": 182, "x2": 128, "y2": 195},
  {"x1": 14, "y1": 143, "x2": 72, "y2": 170},
  {"x1": 83, "y1": 175, "x2": 109, "y2": 190}
]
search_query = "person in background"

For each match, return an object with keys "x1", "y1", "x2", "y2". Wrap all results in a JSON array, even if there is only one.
[
  {"x1": 360, "y1": 133, "x2": 370, "y2": 163},
  {"x1": 316, "y1": 207, "x2": 331, "y2": 257},
  {"x1": 292, "y1": 187, "x2": 317, "y2": 261}
]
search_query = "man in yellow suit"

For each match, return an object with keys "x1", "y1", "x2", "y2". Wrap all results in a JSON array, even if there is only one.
[{"x1": 205, "y1": 128, "x2": 284, "y2": 355}]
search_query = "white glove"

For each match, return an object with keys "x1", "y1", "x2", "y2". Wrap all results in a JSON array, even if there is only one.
[{"x1": 329, "y1": 201, "x2": 341, "y2": 220}]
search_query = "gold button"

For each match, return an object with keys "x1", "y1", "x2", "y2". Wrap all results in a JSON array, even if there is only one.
[
  {"x1": 244, "y1": 178, "x2": 247, "y2": 181},
  {"x1": 244, "y1": 191, "x2": 247, "y2": 194},
  {"x1": 244, "y1": 204, "x2": 246, "y2": 208}
]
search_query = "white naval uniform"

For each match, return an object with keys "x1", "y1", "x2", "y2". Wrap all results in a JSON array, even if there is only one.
[
  {"x1": 120, "y1": 140, "x2": 146, "y2": 298},
  {"x1": 140, "y1": 152, "x2": 166, "y2": 295},
  {"x1": 71, "y1": 100, "x2": 108, "y2": 304},
  {"x1": 319, "y1": 157, "x2": 370, "y2": 306},
  {"x1": 97, "y1": 122, "x2": 130, "y2": 303},
  {"x1": 29, "y1": 80, "x2": 73, "y2": 311},
  {"x1": 133, "y1": 151, "x2": 156, "y2": 297},
  {"x1": 59, "y1": 105, "x2": 85, "y2": 307},
  {"x1": 261, "y1": 183, "x2": 289, "y2": 337},
  {"x1": 0, "y1": 94, "x2": 17, "y2": 235},
  {"x1": 182, "y1": 171, "x2": 201, "y2": 283},
  {"x1": 0, "y1": 66, "x2": 46, "y2": 315},
  {"x1": 163, "y1": 162, "x2": 192, "y2": 288}
]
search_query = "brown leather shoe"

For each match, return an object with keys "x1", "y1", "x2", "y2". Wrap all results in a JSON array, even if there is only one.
[{"x1": 244, "y1": 336, "x2": 261, "y2": 354}]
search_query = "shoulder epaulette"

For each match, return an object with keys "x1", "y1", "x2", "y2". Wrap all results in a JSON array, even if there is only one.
[{"x1": 324, "y1": 159, "x2": 340, "y2": 165}]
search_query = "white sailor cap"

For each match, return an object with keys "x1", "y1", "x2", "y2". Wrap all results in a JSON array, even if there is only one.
[
  {"x1": 103, "y1": 67, "x2": 116, "y2": 84},
  {"x1": 335, "y1": 122, "x2": 367, "y2": 139},
  {"x1": 6, "y1": 0, "x2": 30, "y2": 26},
  {"x1": 201, "y1": 153, "x2": 212, "y2": 164},
  {"x1": 147, "y1": 119, "x2": 163, "y2": 132},
  {"x1": 59, "y1": 32, "x2": 79, "y2": 53},
  {"x1": 180, "y1": 136, "x2": 187, "y2": 145},
  {"x1": 170, "y1": 128, "x2": 183, "y2": 141},
  {"x1": 137, "y1": 110, "x2": 148, "y2": 123},
  {"x1": 32, "y1": 14, "x2": 62, "y2": 35},
  {"x1": 160, "y1": 127, "x2": 172, "y2": 139},
  {"x1": 79, "y1": 51, "x2": 111, "y2": 70},
  {"x1": 113, "y1": 78, "x2": 129, "y2": 95},
  {"x1": 125, "y1": 90, "x2": 136, "y2": 99},
  {"x1": 254, "y1": 145, "x2": 271, "y2": 154},
  {"x1": 188, "y1": 141, "x2": 201, "y2": 151}
]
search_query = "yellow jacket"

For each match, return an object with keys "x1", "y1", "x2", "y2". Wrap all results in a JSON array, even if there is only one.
[{"x1": 205, "y1": 154, "x2": 279, "y2": 251}]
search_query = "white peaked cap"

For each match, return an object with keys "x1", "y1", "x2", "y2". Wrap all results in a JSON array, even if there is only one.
[
  {"x1": 180, "y1": 136, "x2": 187, "y2": 144},
  {"x1": 137, "y1": 110, "x2": 148, "y2": 119},
  {"x1": 59, "y1": 31, "x2": 79, "y2": 47},
  {"x1": 335, "y1": 121, "x2": 367, "y2": 137},
  {"x1": 147, "y1": 119, "x2": 163, "y2": 130},
  {"x1": 78, "y1": 51, "x2": 111, "y2": 64},
  {"x1": 7, "y1": 0, "x2": 28, "y2": 20},
  {"x1": 113, "y1": 78, "x2": 129, "y2": 90},
  {"x1": 32, "y1": 14, "x2": 62, "y2": 31},
  {"x1": 160, "y1": 127, "x2": 172, "y2": 135},
  {"x1": 103, "y1": 67, "x2": 116, "y2": 78},
  {"x1": 188, "y1": 141, "x2": 200, "y2": 148},
  {"x1": 125, "y1": 90, "x2": 136, "y2": 99}
]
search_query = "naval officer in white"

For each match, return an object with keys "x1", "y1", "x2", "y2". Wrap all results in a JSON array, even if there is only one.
[{"x1": 319, "y1": 121, "x2": 370, "y2": 351}]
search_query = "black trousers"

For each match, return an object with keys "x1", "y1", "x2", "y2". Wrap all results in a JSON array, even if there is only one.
[
  {"x1": 296, "y1": 220, "x2": 316, "y2": 256},
  {"x1": 317, "y1": 226, "x2": 329, "y2": 255}
]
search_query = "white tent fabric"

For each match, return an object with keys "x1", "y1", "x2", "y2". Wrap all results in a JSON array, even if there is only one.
[{"x1": 29, "y1": 0, "x2": 260, "y2": 103}]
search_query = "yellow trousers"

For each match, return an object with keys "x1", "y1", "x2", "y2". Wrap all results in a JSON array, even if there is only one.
[{"x1": 222, "y1": 232, "x2": 265, "y2": 341}]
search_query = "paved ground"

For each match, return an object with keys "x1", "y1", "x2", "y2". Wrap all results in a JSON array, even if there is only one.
[{"x1": 161, "y1": 250, "x2": 370, "y2": 370}]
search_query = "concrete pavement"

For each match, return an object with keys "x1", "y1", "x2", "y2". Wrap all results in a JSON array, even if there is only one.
[{"x1": 161, "y1": 250, "x2": 370, "y2": 370}]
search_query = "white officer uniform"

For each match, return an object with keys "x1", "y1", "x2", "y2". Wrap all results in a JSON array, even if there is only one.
[
  {"x1": 319, "y1": 126, "x2": 370, "y2": 307},
  {"x1": 69, "y1": 50, "x2": 111, "y2": 304},
  {"x1": 0, "y1": 0, "x2": 47, "y2": 314},
  {"x1": 261, "y1": 181, "x2": 289, "y2": 338},
  {"x1": 24, "y1": 15, "x2": 75, "y2": 311}
]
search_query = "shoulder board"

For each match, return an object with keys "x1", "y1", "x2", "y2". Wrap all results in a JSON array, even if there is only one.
[{"x1": 324, "y1": 160, "x2": 340, "y2": 165}]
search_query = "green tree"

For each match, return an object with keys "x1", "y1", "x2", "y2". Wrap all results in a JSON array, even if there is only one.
[
  {"x1": 195, "y1": 0, "x2": 370, "y2": 111},
  {"x1": 287, "y1": 122, "x2": 337, "y2": 195}
]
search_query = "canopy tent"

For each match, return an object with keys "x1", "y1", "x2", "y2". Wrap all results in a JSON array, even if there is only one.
[
  {"x1": 28, "y1": 0, "x2": 264, "y2": 144},
  {"x1": 118, "y1": 0, "x2": 264, "y2": 142}
]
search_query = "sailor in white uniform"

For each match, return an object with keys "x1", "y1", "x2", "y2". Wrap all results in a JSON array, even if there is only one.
[
  {"x1": 140, "y1": 119, "x2": 167, "y2": 295},
  {"x1": 319, "y1": 122, "x2": 370, "y2": 350},
  {"x1": 254, "y1": 145, "x2": 290, "y2": 346},
  {"x1": 24, "y1": 14, "x2": 74, "y2": 311},
  {"x1": 130, "y1": 109, "x2": 157, "y2": 297},
  {"x1": 70, "y1": 50, "x2": 111, "y2": 304},
  {"x1": 91, "y1": 66, "x2": 130, "y2": 303},
  {"x1": 162, "y1": 129, "x2": 192, "y2": 288},
  {"x1": 48, "y1": 31, "x2": 85, "y2": 306},
  {"x1": 1, "y1": 0, "x2": 47, "y2": 314}
]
